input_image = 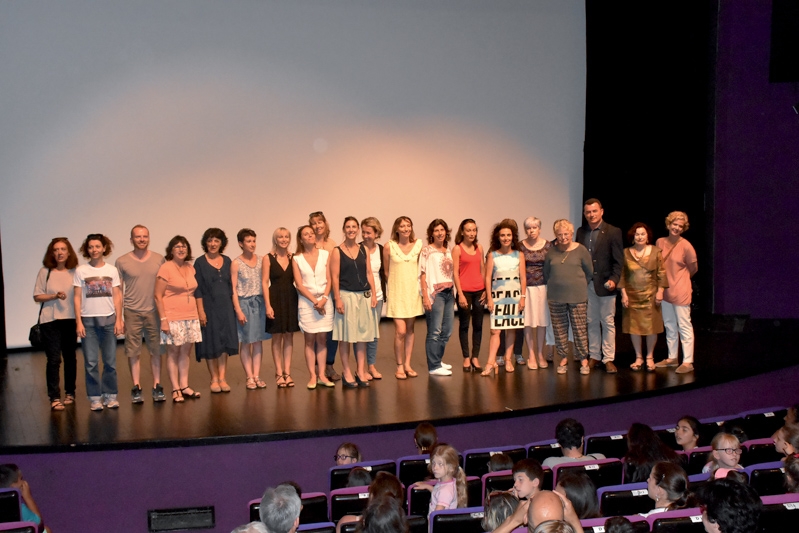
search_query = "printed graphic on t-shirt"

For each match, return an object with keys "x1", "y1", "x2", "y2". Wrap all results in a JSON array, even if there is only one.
[{"x1": 85, "y1": 276, "x2": 113, "y2": 298}]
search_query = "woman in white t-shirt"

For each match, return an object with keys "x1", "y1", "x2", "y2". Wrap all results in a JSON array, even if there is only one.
[
  {"x1": 73, "y1": 233, "x2": 124, "y2": 411},
  {"x1": 33, "y1": 237, "x2": 79, "y2": 411},
  {"x1": 419, "y1": 219, "x2": 455, "y2": 376}
]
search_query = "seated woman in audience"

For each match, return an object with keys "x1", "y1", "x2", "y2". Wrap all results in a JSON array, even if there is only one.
[
  {"x1": 335, "y1": 442, "x2": 363, "y2": 466},
  {"x1": 414, "y1": 422, "x2": 438, "y2": 455},
  {"x1": 347, "y1": 467, "x2": 373, "y2": 488},
  {"x1": 773, "y1": 424, "x2": 799, "y2": 459},
  {"x1": 415, "y1": 444, "x2": 468, "y2": 515},
  {"x1": 642, "y1": 461, "x2": 692, "y2": 517},
  {"x1": 784, "y1": 454, "x2": 799, "y2": 493},
  {"x1": 489, "y1": 453, "x2": 515, "y2": 473},
  {"x1": 356, "y1": 495, "x2": 409, "y2": 533},
  {"x1": 624, "y1": 423, "x2": 682, "y2": 483},
  {"x1": 674, "y1": 415, "x2": 701, "y2": 452},
  {"x1": 554, "y1": 471, "x2": 599, "y2": 519},
  {"x1": 338, "y1": 471, "x2": 405, "y2": 532},
  {"x1": 703, "y1": 433, "x2": 744, "y2": 477},
  {"x1": 619, "y1": 223, "x2": 667, "y2": 371},
  {"x1": 482, "y1": 490, "x2": 520, "y2": 532}
]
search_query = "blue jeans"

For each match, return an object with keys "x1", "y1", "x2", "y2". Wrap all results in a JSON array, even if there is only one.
[
  {"x1": 425, "y1": 288, "x2": 454, "y2": 371},
  {"x1": 81, "y1": 315, "x2": 118, "y2": 397},
  {"x1": 366, "y1": 300, "x2": 383, "y2": 365}
]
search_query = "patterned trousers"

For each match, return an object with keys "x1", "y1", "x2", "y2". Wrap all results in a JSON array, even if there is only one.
[{"x1": 548, "y1": 301, "x2": 589, "y2": 361}]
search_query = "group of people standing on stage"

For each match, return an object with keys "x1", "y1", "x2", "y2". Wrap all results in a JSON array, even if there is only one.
[{"x1": 32, "y1": 198, "x2": 697, "y2": 411}]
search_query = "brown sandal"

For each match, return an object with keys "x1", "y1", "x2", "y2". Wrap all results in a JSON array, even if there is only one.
[
  {"x1": 283, "y1": 374, "x2": 295, "y2": 387},
  {"x1": 246, "y1": 377, "x2": 257, "y2": 390},
  {"x1": 50, "y1": 399, "x2": 65, "y2": 411},
  {"x1": 276, "y1": 374, "x2": 287, "y2": 388},
  {"x1": 255, "y1": 376, "x2": 267, "y2": 389}
]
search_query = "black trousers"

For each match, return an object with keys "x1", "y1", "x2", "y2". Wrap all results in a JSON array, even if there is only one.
[
  {"x1": 40, "y1": 319, "x2": 78, "y2": 400},
  {"x1": 457, "y1": 290, "x2": 485, "y2": 359}
]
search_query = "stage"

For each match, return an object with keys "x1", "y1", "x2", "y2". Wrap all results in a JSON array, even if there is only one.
[{"x1": 1, "y1": 314, "x2": 796, "y2": 453}]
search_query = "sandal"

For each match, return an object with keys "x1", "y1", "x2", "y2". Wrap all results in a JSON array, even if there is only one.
[
  {"x1": 630, "y1": 358, "x2": 644, "y2": 371},
  {"x1": 219, "y1": 380, "x2": 231, "y2": 392},
  {"x1": 64, "y1": 394, "x2": 75, "y2": 405},
  {"x1": 395, "y1": 364, "x2": 407, "y2": 380},
  {"x1": 180, "y1": 387, "x2": 201, "y2": 399},
  {"x1": 50, "y1": 399, "x2": 65, "y2": 411},
  {"x1": 527, "y1": 358, "x2": 539, "y2": 370},
  {"x1": 276, "y1": 374, "x2": 287, "y2": 388},
  {"x1": 405, "y1": 367, "x2": 418, "y2": 378},
  {"x1": 210, "y1": 379, "x2": 222, "y2": 393},
  {"x1": 283, "y1": 374, "x2": 295, "y2": 387},
  {"x1": 255, "y1": 376, "x2": 267, "y2": 389},
  {"x1": 368, "y1": 365, "x2": 383, "y2": 380},
  {"x1": 246, "y1": 377, "x2": 257, "y2": 390},
  {"x1": 646, "y1": 357, "x2": 656, "y2": 372},
  {"x1": 537, "y1": 357, "x2": 548, "y2": 369},
  {"x1": 172, "y1": 389, "x2": 184, "y2": 403}
]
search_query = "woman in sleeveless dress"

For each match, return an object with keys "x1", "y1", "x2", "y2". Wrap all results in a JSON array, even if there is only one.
[
  {"x1": 264, "y1": 227, "x2": 300, "y2": 388},
  {"x1": 482, "y1": 221, "x2": 526, "y2": 376},
  {"x1": 361, "y1": 217, "x2": 386, "y2": 380},
  {"x1": 309, "y1": 210, "x2": 341, "y2": 382},
  {"x1": 231, "y1": 228, "x2": 271, "y2": 391},
  {"x1": 452, "y1": 219, "x2": 485, "y2": 372},
  {"x1": 330, "y1": 216, "x2": 378, "y2": 387},
  {"x1": 293, "y1": 225, "x2": 336, "y2": 389},
  {"x1": 519, "y1": 216, "x2": 553, "y2": 370},
  {"x1": 383, "y1": 216, "x2": 424, "y2": 380}
]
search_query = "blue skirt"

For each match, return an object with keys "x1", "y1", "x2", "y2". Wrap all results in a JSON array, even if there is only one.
[{"x1": 237, "y1": 295, "x2": 271, "y2": 344}]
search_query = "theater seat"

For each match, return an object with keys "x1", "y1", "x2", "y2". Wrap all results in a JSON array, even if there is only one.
[
  {"x1": 340, "y1": 515, "x2": 426, "y2": 533},
  {"x1": 553, "y1": 458, "x2": 623, "y2": 490},
  {"x1": 297, "y1": 522, "x2": 336, "y2": 533},
  {"x1": 758, "y1": 493, "x2": 799, "y2": 533},
  {"x1": 249, "y1": 492, "x2": 329, "y2": 524},
  {"x1": 329, "y1": 460, "x2": 397, "y2": 491},
  {"x1": 597, "y1": 482, "x2": 652, "y2": 517},
  {"x1": 397, "y1": 454, "x2": 431, "y2": 488},
  {"x1": 742, "y1": 439, "x2": 783, "y2": 467},
  {"x1": 0, "y1": 523, "x2": 36, "y2": 533},
  {"x1": 653, "y1": 423, "x2": 679, "y2": 451},
  {"x1": 685, "y1": 446, "x2": 713, "y2": 475},
  {"x1": 482, "y1": 470, "x2": 513, "y2": 501},
  {"x1": 739, "y1": 407, "x2": 787, "y2": 440},
  {"x1": 429, "y1": 506, "x2": 485, "y2": 533},
  {"x1": 526, "y1": 439, "x2": 564, "y2": 464},
  {"x1": 462, "y1": 446, "x2": 526, "y2": 478},
  {"x1": 0, "y1": 489, "x2": 21, "y2": 524},
  {"x1": 329, "y1": 486, "x2": 371, "y2": 522},
  {"x1": 745, "y1": 461, "x2": 787, "y2": 497},
  {"x1": 646, "y1": 507, "x2": 704, "y2": 533},
  {"x1": 584, "y1": 430, "x2": 629, "y2": 459}
]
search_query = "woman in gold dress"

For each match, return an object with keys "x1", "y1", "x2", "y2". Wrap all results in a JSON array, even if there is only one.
[{"x1": 619, "y1": 223, "x2": 667, "y2": 371}]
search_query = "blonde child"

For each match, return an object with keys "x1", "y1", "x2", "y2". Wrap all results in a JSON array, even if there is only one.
[
  {"x1": 703, "y1": 432, "x2": 744, "y2": 478},
  {"x1": 415, "y1": 444, "x2": 467, "y2": 515}
]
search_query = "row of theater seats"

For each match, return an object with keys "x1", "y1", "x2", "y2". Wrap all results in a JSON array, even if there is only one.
[
  {"x1": 257, "y1": 491, "x2": 799, "y2": 533},
  {"x1": 0, "y1": 488, "x2": 36, "y2": 533}
]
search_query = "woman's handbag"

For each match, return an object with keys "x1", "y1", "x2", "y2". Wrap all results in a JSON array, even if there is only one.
[{"x1": 29, "y1": 269, "x2": 51, "y2": 349}]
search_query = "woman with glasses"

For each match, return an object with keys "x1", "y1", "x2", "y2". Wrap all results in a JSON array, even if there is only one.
[
  {"x1": 34, "y1": 238, "x2": 79, "y2": 411},
  {"x1": 703, "y1": 433, "x2": 744, "y2": 477},
  {"x1": 155, "y1": 236, "x2": 202, "y2": 403},
  {"x1": 73, "y1": 233, "x2": 124, "y2": 411}
]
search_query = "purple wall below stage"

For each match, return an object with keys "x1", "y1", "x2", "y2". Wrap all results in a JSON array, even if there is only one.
[
  {"x1": 3, "y1": 365, "x2": 798, "y2": 533},
  {"x1": 714, "y1": 0, "x2": 799, "y2": 318}
]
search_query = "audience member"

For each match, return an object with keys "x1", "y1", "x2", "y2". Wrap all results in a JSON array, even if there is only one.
[
  {"x1": 773, "y1": 424, "x2": 799, "y2": 458},
  {"x1": 642, "y1": 461, "x2": 692, "y2": 517},
  {"x1": 259, "y1": 485, "x2": 301, "y2": 533},
  {"x1": 554, "y1": 471, "x2": 599, "y2": 519},
  {"x1": 674, "y1": 415, "x2": 701, "y2": 451},
  {"x1": 231, "y1": 522, "x2": 268, "y2": 533},
  {"x1": 543, "y1": 418, "x2": 605, "y2": 468},
  {"x1": 784, "y1": 454, "x2": 799, "y2": 493},
  {"x1": 623, "y1": 422, "x2": 682, "y2": 483},
  {"x1": 604, "y1": 517, "x2": 635, "y2": 533},
  {"x1": 335, "y1": 442, "x2": 362, "y2": 465},
  {"x1": 347, "y1": 467, "x2": 372, "y2": 488},
  {"x1": 414, "y1": 422, "x2": 438, "y2": 455},
  {"x1": 491, "y1": 460, "x2": 547, "y2": 533},
  {"x1": 533, "y1": 520, "x2": 577, "y2": 533},
  {"x1": 337, "y1": 472, "x2": 404, "y2": 533},
  {"x1": 488, "y1": 453, "x2": 515, "y2": 473},
  {"x1": 356, "y1": 496, "x2": 409, "y2": 533},
  {"x1": 0, "y1": 464, "x2": 49, "y2": 532},
  {"x1": 703, "y1": 433, "x2": 744, "y2": 478},
  {"x1": 719, "y1": 421, "x2": 748, "y2": 445},
  {"x1": 415, "y1": 444, "x2": 467, "y2": 515},
  {"x1": 482, "y1": 491, "x2": 520, "y2": 532},
  {"x1": 697, "y1": 478, "x2": 760, "y2": 533},
  {"x1": 786, "y1": 403, "x2": 798, "y2": 425}
]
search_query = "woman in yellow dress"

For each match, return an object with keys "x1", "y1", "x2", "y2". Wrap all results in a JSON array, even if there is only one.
[{"x1": 619, "y1": 223, "x2": 667, "y2": 371}]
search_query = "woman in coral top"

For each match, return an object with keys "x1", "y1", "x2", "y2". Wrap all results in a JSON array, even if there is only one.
[
  {"x1": 452, "y1": 219, "x2": 485, "y2": 372},
  {"x1": 155, "y1": 235, "x2": 202, "y2": 403}
]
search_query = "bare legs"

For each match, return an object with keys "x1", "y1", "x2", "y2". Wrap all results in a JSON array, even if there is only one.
[
  {"x1": 271, "y1": 332, "x2": 293, "y2": 386},
  {"x1": 393, "y1": 318, "x2": 417, "y2": 378},
  {"x1": 524, "y1": 326, "x2": 548, "y2": 369},
  {"x1": 205, "y1": 354, "x2": 228, "y2": 391},
  {"x1": 486, "y1": 329, "x2": 515, "y2": 374},
  {"x1": 631, "y1": 334, "x2": 657, "y2": 370},
  {"x1": 167, "y1": 343, "x2": 196, "y2": 400},
  {"x1": 240, "y1": 341, "x2": 265, "y2": 388},
  {"x1": 340, "y1": 342, "x2": 369, "y2": 383},
  {"x1": 305, "y1": 332, "x2": 332, "y2": 388}
]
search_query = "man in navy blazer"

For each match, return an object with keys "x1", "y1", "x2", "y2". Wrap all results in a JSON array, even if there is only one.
[{"x1": 575, "y1": 198, "x2": 623, "y2": 373}]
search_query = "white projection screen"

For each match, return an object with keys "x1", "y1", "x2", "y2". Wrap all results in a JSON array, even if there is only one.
[{"x1": 1, "y1": 0, "x2": 586, "y2": 348}]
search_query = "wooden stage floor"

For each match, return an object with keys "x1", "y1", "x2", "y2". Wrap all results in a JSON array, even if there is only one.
[{"x1": 1, "y1": 315, "x2": 796, "y2": 452}]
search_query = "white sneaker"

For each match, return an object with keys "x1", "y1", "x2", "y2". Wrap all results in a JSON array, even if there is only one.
[
  {"x1": 441, "y1": 363, "x2": 452, "y2": 370},
  {"x1": 429, "y1": 367, "x2": 453, "y2": 376},
  {"x1": 102, "y1": 393, "x2": 119, "y2": 409},
  {"x1": 89, "y1": 396, "x2": 104, "y2": 411}
]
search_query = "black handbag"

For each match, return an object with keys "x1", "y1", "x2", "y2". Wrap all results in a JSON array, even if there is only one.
[{"x1": 29, "y1": 269, "x2": 51, "y2": 349}]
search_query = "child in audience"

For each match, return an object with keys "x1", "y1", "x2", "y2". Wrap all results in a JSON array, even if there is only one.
[
  {"x1": 703, "y1": 433, "x2": 744, "y2": 477},
  {"x1": 0, "y1": 464, "x2": 50, "y2": 533},
  {"x1": 785, "y1": 403, "x2": 798, "y2": 425},
  {"x1": 347, "y1": 467, "x2": 372, "y2": 488},
  {"x1": 784, "y1": 454, "x2": 799, "y2": 493},
  {"x1": 414, "y1": 422, "x2": 438, "y2": 455},
  {"x1": 415, "y1": 444, "x2": 467, "y2": 515},
  {"x1": 773, "y1": 424, "x2": 799, "y2": 459},
  {"x1": 604, "y1": 516, "x2": 635, "y2": 533},
  {"x1": 674, "y1": 415, "x2": 701, "y2": 451},
  {"x1": 335, "y1": 442, "x2": 362, "y2": 465},
  {"x1": 482, "y1": 491, "x2": 519, "y2": 532},
  {"x1": 511, "y1": 459, "x2": 545, "y2": 501},
  {"x1": 488, "y1": 453, "x2": 515, "y2": 473}
]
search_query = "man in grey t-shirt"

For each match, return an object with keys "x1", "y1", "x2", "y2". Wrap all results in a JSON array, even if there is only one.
[
  {"x1": 542, "y1": 418, "x2": 605, "y2": 469},
  {"x1": 115, "y1": 225, "x2": 165, "y2": 402}
]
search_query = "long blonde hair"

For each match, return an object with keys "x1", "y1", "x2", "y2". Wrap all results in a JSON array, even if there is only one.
[{"x1": 432, "y1": 444, "x2": 468, "y2": 508}]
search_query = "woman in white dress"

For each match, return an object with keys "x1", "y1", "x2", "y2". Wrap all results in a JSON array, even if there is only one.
[{"x1": 292, "y1": 225, "x2": 336, "y2": 389}]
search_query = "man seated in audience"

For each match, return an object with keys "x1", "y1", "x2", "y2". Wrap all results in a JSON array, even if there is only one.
[
  {"x1": 0, "y1": 464, "x2": 50, "y2": 533},
  {"x1": 259, "y1": 484, "x2": 301, "y2": 533},
  {"x1": 231, "y1": 522, "x2": 268, "y2": 533},
  {"x1": 492, "y1": 459, "x2": 546, "y2": 533},
  {"x1": 698, "y1": 478, "x2": 760, "y2": 533},
  {"x1": 543, "y1": 418, "x2": 605, "y2": 468}
]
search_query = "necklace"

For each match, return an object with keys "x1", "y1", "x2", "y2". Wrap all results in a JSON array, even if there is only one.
[{"x1": 173, "y1": 261, "x2": 191, "y2": 302}]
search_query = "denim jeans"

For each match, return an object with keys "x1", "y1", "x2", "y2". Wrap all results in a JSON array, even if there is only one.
[
  {"x1": 366, "y1": 300, "x2": 383, "y2": 365},
  {"x1": 425, "y1": 288, "x2": 454, "y2": 371},
  {"x1": 81, "y1": 315, "x2": 118, "y2": 397}
]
